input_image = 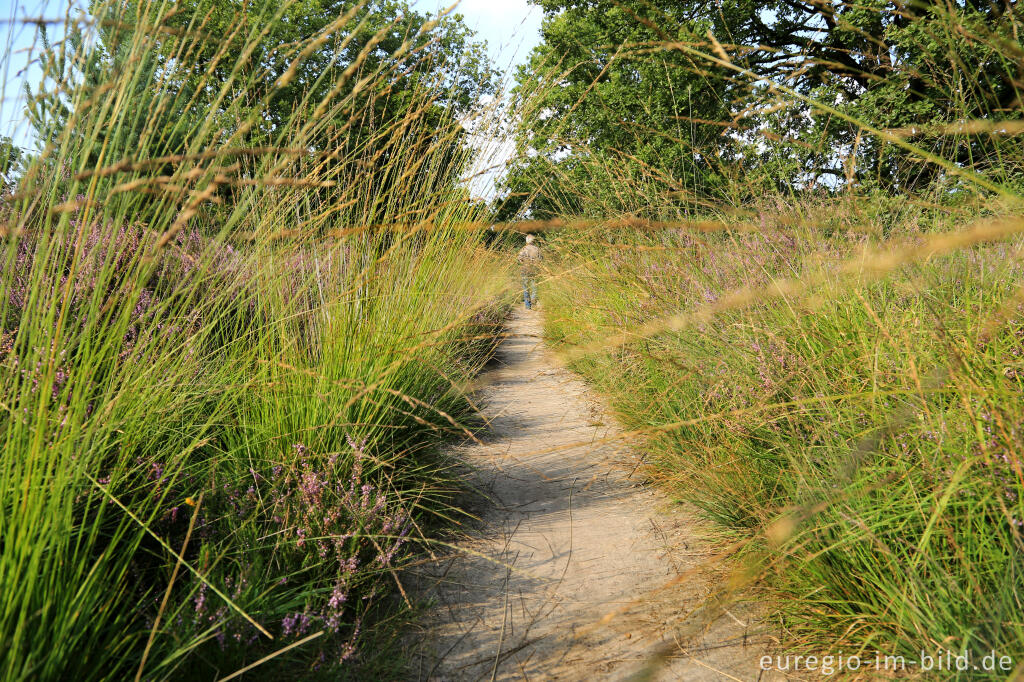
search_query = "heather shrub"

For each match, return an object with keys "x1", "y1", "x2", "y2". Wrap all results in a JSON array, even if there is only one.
[
  {"x1": 542, "y1": 219, "x2": 1024, "y2": 672},
  {"x1": 0, "y1": 0, "x2": 511, "y2": 679}
]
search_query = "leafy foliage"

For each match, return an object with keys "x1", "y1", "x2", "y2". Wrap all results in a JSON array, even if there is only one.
[
  {"x1": 498, "y1": 0, "x2": 1024, "y2": 219},
  {"x1": 497, "y1": 1, "x2": 737, "y2": 219},
  {"x1": 26, "y1": 0, "x2": 498, "y2": 222}
]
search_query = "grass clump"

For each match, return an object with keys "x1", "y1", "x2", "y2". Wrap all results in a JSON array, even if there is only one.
[
  {"x1": 0, "y1": 0, "x2": 512, "y2": 679},
  {"x1": 541, "y1": 211, "x2": 1024, "y2": 674}
]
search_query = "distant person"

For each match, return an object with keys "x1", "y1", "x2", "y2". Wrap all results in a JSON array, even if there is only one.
[{"x1": 517, "y1": 234, "x2": 542, "y2": 310}]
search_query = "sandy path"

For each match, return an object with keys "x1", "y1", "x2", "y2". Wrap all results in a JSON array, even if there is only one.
[{"x1": 410, "y1": 311, "x2": 775, "y2": 681}]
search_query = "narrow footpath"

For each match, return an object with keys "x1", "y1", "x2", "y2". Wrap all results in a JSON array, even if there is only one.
[{"x1": 411, "y1": 311, "x2": 776, "y2": 681}]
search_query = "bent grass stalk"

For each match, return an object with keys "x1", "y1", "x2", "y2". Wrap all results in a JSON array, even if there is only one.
[
  {"x1": 1, "y1": 0, "x2": 514, "y2": 679},
  {"x1": 492, "y1": 2, "x2": 1024, "y2": 675}
]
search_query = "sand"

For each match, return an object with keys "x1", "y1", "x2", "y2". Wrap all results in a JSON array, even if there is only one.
[{"x1": 409, "y1": 310, "x2": 778, "y2": 681}]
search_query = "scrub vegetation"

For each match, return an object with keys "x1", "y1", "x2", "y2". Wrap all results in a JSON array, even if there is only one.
[
  {"x1": 1, "y1": 1, "x2": 509, "y2": 679},
  {"x1": 505, "y1": 1, "x2": 1024, "y2": 678},
  {"x1": 3, "y1": 0, "x2": 1024, "y2": 679}
]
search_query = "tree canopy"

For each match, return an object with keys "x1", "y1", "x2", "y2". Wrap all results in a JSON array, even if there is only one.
[
  {"x1": 498, "y1": 0, "x2": 1024, "y2": 219},
  {"x1": 26, "y1": 0, "x2": 497, "y2": 222}
]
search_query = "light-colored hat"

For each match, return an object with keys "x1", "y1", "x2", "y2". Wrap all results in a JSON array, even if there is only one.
[{"x1": 525, "y1": 234, "x2": 535, "y2": 243}]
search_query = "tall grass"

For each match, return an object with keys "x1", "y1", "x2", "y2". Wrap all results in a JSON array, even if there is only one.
[
  {"x1": 6, "y1": 0, "x2": 1024, "y2": 677},
  {"x1": 494, "y1": 1, "x2": 1024, "y2": 677},
  {"x1": 1, "y1": 1, "x2": 511, "y2": 679},
  {"x1": 540, "y1": 212, "x2": 1023, "y2": 669}
]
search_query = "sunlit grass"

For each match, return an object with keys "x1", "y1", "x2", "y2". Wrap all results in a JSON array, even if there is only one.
[
  {"x1": 538, "y1": 208, "x2": 1024, "y2": 673},
  {"x1": 0, "y1": 0, "x2": 513, "y2": 678},
  {"x1": 485, "y1": 1, "x2": 1024, "y2": 671},
  {"x1": 5, "y1": 0, "x2": 1024, "y2": 677}
]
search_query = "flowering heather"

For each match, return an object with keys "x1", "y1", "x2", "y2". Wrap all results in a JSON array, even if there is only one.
[
  {"x1": 0, "y1": 194, "x2": 511, "y2": 681},
  {"x1": 543, "y1": 216, "x2": 1024, "y2": 667},
  {"x1": 169, "y1": 437, "x2": 412, "y2": 669},
  {"x1": 0, "y1": 220, "x2": 251, "y2": 445}
]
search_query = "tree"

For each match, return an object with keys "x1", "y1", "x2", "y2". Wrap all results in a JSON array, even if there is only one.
[
  {"x1": 0, "y1": 137, "x2": 24, "y2": 194},
  {"x1": 26, "y1": 15, "x2": 200, "y2": 173},
  {"x1": 25, "y1": 0, "x2": 497, "y2": 222},
  {"x1": 497, "y1": 0, "x2": 738, "y2": 220},
  {"x1": 132, "y1": 0, "x2": 497, "y2": 141},
  {"x1": 499, "y1": 0, "x2": 1024, "y2": 216},
  {"x1": 708, "y1": 0, "x2": 1023, "y2": 191}
]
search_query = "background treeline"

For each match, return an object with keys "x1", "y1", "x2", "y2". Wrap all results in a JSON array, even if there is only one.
[{"x1": 498, "y1": 0, "x2": 1023, "y2": 218}]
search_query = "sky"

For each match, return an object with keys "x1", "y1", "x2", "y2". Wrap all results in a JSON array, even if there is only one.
[
  {"x1": 409, "y1": 0, "x2": 546, "y2": 198},
  {"x1": 412, "y1": 0, "x2": 543, "y2": 73},
  {"x1": 2, "y1": 0, "x2": 93, "y2": 147}
]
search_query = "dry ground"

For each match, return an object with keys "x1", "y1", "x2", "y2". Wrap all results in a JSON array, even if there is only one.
[{"x1": 409, "y1": 310, "x2": 780, "y2": 681}]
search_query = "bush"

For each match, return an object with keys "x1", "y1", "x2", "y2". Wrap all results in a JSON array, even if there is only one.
[{"x1": 543, "y1": 214, "x2": 1024, "y2": 675}]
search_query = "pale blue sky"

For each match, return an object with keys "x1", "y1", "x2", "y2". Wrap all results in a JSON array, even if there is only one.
[
  {"x1": 412, "y1": 0, "x2": 543, "y2": 72},
  {"x1": 1, "y1": 0, "x2": 64, "y2": 144}
]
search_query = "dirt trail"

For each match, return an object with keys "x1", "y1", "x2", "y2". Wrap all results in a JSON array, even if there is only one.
[{"x1": 411, "y1": 311, "x2": 776, "y2": 681}]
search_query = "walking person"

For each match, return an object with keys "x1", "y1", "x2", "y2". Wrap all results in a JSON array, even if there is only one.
[{"x1": 517, "y1": 234, "x2": 542, "y2": 310}]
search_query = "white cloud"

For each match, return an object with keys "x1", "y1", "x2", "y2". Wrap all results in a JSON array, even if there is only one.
[
  {"x1": 411, "y1": 0, "x2": 543, "y2": 69},
  {"x1": 410, "y1": 1, "x2": 547, "y2": 200}
]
